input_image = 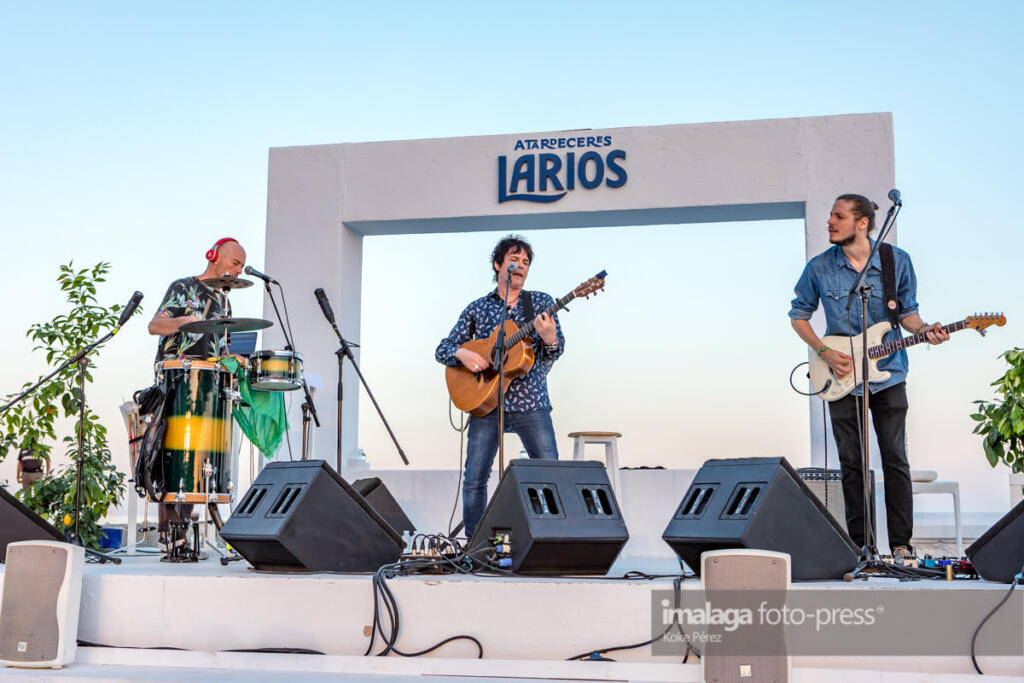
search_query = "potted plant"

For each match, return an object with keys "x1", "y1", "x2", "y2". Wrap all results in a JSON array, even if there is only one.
[
  {"x1": 971, "y1": 347, "x2": 1024, "y2": 506},
  {"x1": 0, "y1": 262, "x2": 129, "y2": 549}
]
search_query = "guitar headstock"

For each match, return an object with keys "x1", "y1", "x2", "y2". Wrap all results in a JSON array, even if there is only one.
[
  {"x1": 573, "y1": 270, "x2": 607, "y2": 299},
  {"x1": 966, "y1": 313, "x2": 1007, "y2": 336}
]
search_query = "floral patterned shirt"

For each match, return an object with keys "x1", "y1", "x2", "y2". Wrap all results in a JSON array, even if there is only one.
[
  {"x1": 154, "y1": 276, "x2": 232, "y2": 361},
  {"x1": 435, "y1": 289, "x2": 564, "y2": 412}
]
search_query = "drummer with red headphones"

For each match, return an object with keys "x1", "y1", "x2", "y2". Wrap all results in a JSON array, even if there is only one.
[
  {"x1": 148, "y1": 238, "x2": 247, "y2": 360},
  {"x1": 147, "y1": 238, "x2": 246, "y2": 554}
]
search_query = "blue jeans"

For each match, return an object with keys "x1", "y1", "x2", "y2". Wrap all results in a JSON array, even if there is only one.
[{"x1": 463, "y1": 409, "x2": 558, "y2": 538}]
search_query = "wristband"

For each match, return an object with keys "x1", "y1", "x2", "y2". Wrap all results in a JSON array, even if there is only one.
[{"x1": 816, "y1": 345, "x2": 831, "y2": 358}]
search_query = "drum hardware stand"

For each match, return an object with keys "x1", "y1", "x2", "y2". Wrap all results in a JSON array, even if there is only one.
[
  {"x1": 197, "y1": 465, "x2": 234, "y2": 561},
  {"x1": 314, "y1": 289, "x2": 409, "y2": 471},
  {"x1": 161, "y1": 515, "x2": 203, "y2": 563},
  {"x1": 263, "y1": 279, "x2": 320, "y2": 459}
]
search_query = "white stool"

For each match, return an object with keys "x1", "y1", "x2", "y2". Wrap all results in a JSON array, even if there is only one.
[
  {"x1": 569, "y1": 431, "x2": 621, "y2": 494},
  {"x1": 911, "y1": 470, "x2": 963, "y2": 557}
]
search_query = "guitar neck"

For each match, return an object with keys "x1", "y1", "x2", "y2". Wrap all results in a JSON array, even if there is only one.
[
  {"x1": 867, "y1": 319, "x2": 968, "y2": 359},
  {"x1": 504, "y1": 292, "x2": 574, "y2": 349}
]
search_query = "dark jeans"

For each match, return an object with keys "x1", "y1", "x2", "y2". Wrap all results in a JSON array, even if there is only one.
[
  {"x1": 828, "y1": 382, "x2": 913, "y2": 551},
  {"x1": 463, "y1": 409, "x2": 559, "y2": 538}
]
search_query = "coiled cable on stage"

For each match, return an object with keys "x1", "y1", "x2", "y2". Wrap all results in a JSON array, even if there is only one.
[
  {"x1": 364, "y1": 557, "x2": 484, "y2": 658},
  {"x1": 970, "y1": 565, "x2": 1024, "y2": 674},
  {"x1": 565, "y1": 576, "x2": 700, "y2": 663},
  {"x1": 446, "y1": 400, "x2": 469, "y2": 537}
]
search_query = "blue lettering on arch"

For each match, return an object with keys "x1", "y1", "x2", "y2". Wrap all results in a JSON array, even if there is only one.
[
  {"x1": 578, "y1": 151, "x2": 604, "y2": 189},
  {"x1": 497, "y1": 155, "x2": 567, "y2": 203},
  {"x1": 605, "y1": 150, "x2": 627, "y2": 188},
  {"x1": 539, "y1": 154, "x2": 563, "y2": 192}
]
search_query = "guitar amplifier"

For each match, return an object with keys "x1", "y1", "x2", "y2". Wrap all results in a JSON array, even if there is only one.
[{"x1": 796, "y1": 468, "x2": 875, "y2": 541}]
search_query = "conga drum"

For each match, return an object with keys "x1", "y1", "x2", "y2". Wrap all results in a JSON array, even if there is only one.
[{"x1": 154, "y1": 359, "x2": 233, "y2": 504}]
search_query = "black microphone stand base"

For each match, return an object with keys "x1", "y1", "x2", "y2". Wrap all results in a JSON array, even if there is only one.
[{"x1": 80, "y1": 544, "x2": 121, "y2": 565}]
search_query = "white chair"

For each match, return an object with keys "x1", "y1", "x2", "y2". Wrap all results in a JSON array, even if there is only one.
[
  {"x1": 911, "y1": 469, "x2": 963, "y2": 556},
  {"x1": 568, "y1": 431, "x2": 621, "y2": 494}
]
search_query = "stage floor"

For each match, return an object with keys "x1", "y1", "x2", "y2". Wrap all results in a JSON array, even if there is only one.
[{"x1": 2, "y1": 551, "x2": 1023, "y2": 681}]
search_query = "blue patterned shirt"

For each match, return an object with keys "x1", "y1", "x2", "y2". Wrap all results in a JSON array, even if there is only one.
[
  {"x1": 788, "y1": 241, "x2": 920, "y2": 394},
  {"x1": 436, "y1": 289, "x2": 565, "y2": 412}
]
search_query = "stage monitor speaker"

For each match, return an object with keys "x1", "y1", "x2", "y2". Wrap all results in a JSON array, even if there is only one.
[
  {"x1": 1, "y1": 486, "x2": 64, "y2": 562},
  {"x1": 967, "y1": 497, "x2": 1024, "y2": 583},
  {"x1": 796, "y1": 467, "x2": 876, "y2": 541},
  {"x1": 352, "y1": 477, "x2": 415, "y2": 535},
  {"x1": 466, "y1": 459, "x2": 629, "y2": 576},
  {"x1": 220, "y1": 460, "x2": 403, "y2": 572},
  {"x1": 662, "y1": 457, "x2": 859, "y2": 581},
  {"x1": 700, "y1": 549, "x2": 791, "y2": 683},
  {"x1": 0, "y1": 541, "x2": 84, "y2": 668}
]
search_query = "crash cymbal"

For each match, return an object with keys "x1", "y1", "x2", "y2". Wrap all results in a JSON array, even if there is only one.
[
  {"x1": 200, "y1": 276, "x2": 254, "y2": 290},
  {"x1": 179, "y1": 317, "x2": 273, "y2": 335}
]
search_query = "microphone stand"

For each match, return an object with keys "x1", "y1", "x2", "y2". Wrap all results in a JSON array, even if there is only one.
[
  {"x1": 316, "y1": 296, "x2": 409, "y2": 471},
  {"x1": 263, "y1": 280, "x2": 320, "y2": 458},
  {"x1": 1, "y1": 329, "x2": 130, "y2": 565},
  {"x1": 492, "y1": 270, "x2": 515, "y2": 478},
  {"x1": 843, "y1": 198, "x2": 908, "y2": 581}
]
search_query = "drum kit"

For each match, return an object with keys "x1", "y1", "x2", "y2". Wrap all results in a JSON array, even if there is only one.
[{"x1": 142, "y1": 274, "x2": 307, "y2": 560}]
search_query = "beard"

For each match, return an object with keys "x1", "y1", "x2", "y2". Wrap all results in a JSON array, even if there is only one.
[{"x1": 830, "y1": 232, "x2": 857, "y2": 247}]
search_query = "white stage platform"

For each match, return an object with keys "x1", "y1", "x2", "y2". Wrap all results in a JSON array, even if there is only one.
[{"x1": 2, "y1": 468, "x2": 1022, "y2": 680}]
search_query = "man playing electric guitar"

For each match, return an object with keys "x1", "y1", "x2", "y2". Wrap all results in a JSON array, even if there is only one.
[
  {"x1": 435, "y1": 235, "x2": 564, "y2": 538},
  {"x1": 789, "y1": 194, "x2": 948, "y2": 564}
]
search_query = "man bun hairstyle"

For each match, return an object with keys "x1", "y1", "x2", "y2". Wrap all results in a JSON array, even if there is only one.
[
  {"x1": 835, "y1": 194, "x2": 879, "y2": 233},
  {"x1": 490, "y1": 234, "x2": 534, "y2": 282}
]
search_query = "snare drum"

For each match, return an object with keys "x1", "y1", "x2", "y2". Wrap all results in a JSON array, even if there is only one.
[
  {"x1": 155, "y1": 359, "x2": 234, "y2": 504},
  {"x1": 250, "y1": 350, "x2": 303, "y2": 391}
]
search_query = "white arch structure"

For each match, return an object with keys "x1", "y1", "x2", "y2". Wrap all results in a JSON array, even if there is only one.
[{"x1": 264, "y1": 113, "x2": 895, "y2": 471}]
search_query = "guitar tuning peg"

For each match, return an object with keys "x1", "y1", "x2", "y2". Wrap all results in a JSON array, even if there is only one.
[{"x1": 979, "y1": 328, "x2": 987, "y2": 337}]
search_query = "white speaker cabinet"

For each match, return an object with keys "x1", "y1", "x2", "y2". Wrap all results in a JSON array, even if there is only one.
[
  {"x1": 0, "y1": 541, "x2": 85, "y2": 668},
  {"x1": 700, "y1": 549, "x2": 791, "y2": 683}
]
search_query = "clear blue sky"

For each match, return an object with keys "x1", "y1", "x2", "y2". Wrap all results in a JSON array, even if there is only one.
[{"x1": 1, "y1": 2, "x2": 1021, "y2": 513}]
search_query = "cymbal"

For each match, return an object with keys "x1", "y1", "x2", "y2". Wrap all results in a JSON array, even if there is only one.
[
  {"x1": 201, "y1": 276, "x2": 253, "y2": 290},
  {"x1": 180, "y1": 317, "x2": 273, "y2": 335}
]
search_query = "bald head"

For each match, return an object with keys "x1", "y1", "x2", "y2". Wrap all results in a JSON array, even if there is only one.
[{"x1": 202, "y1": 239, "x2": 246, "y2": 279}]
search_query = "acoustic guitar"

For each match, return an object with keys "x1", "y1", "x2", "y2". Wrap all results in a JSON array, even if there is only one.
[
  {"x1": 445, "y1": 271, "x2": 607, "y2": 416},
  {"x1": 807, "y1": 313, "x2": 1005, "y2": 401}
]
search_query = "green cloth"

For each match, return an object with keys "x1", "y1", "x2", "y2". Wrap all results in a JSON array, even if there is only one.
[{"x1": 220, "y1": 358, "x2": 288, "y2": 458}]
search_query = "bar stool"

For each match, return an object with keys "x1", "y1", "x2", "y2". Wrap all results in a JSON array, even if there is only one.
[
  {"x1": 911, "y1": 469, "x2": 963, "y2": 557},
  {"x1": 568, "y1": 431, "x2": 622, "y2": 494}
]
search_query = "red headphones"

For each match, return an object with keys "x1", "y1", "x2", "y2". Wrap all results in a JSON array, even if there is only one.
[{"x1": 205, "y1": 237, "x2": 238, "y2": 264}]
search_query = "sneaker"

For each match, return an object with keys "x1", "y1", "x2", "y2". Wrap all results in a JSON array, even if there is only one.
[{"x1": 892, "y1": 545, "x2": 916, "y2": 566}]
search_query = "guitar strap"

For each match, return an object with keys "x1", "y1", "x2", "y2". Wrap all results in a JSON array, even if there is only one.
[
  {"x1": 879, "y1": 242, "x2": 901, "y2": 330},
  {"x1": 521, "y1": 290, "x2": 535, "y2": 324}
]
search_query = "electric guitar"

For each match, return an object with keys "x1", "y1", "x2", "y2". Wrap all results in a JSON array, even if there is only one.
[
  {"x1": 445, "y1": 271, "x2": 607, "y2": 417},
  {"x1": 807, "y1": 313, "x2": 1006, "y2": 401}
]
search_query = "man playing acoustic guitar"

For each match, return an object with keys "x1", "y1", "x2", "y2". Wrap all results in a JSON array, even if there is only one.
[
  {"x1": 789, "y1": 194, "x2": 948, "y2": 564},
  {"x1": 436, "y1": 235, "x2": 564, "y2": 538}
]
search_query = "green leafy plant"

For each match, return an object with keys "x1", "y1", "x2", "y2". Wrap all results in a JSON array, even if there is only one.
[
  {"x1": 0, "y1": 262, "x2": 130, "y2": 548},
  {"x1": 971, "y1": 347, "x2": 1024, "y2": 474}
]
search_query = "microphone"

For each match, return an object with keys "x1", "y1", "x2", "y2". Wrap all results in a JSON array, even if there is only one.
[
  {"x1": 888, "y1": 189, "x2": 902, "y2": 206},
  {"x1": 117, "y1": 291, "x2": 144, "y2": 327},
  {"x1": 508, "y1": 263, "x2": 518, "y2": 274},
  {"x1": 314, "y1": 288, "x2": 336, "y2": 325},
  {"x1": 244, "y1": 265, "x2": 278, "y2": 285}
]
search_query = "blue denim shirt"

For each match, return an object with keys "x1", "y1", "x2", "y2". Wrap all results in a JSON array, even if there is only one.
[
  {"x1": 436, "y1": 289, "x2": 564, "y2": 412},
  {"x1": 788, "y1": 242, "x2": 919, "y2": 394}
]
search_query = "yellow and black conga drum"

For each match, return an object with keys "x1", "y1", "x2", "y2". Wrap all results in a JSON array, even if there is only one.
[{"x1": 155, "y1": 359, "x2": 233, "y2": 504}]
